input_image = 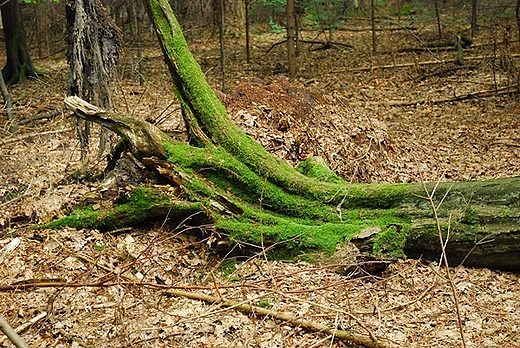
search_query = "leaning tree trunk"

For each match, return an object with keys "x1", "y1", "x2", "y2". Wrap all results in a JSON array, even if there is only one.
[
  {"x1": 56, "y1": 0, "x2": 520, "y2": 272},
  {"x1": 0, "y1": 0, "x2": 37, "y2": 85}
]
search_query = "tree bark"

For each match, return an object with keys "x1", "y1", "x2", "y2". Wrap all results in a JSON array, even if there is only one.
[
  {"x1": 66, "y1": 0, "x2": 122, "y2": 159},
  {"x1": 57, "y1": 0, "x2": 520, "y2": 272},
  {"x1": 0, "y1": 0, "x2": 37, "y2": 85}
]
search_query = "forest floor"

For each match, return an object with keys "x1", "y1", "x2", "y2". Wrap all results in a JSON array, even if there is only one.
[{"x1": 1, "y1": 20, "x2": 520, "y2": 348}]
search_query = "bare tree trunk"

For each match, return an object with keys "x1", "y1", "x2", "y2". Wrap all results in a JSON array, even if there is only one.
[
  {"x1": 219, "y1": 0, "x2": 226, "y2": 92},
  {"x1": 132, "y1": 0, "x2": 144, "y2": 86},
  {"x1": 371, "y1": 0, "x2": 377, "y2": 56},
  {"x1": 435, "y1": 0, "x2": 442, "y2": 39},
  {"x1": 66, "y1": 0, "x2": 122, "y2": 161},
  {"x1": 286, "y1": 0, "x2": 296, "y2": 78},
  {"x1": 516, "y1": 0, "x2": 520, "y2": 41},
  {"x1": 471, "y1": 0, "x2": 477, "y2": 39},
  {"x1": 0, "y1": 0, "x2": 37, "y2": 85},
  {"x1": 245, "y1": 0, "x2": 250, "y2": 63},
  {"x1": 0, "y1": 71, "x2": 13, "y2": 121}
]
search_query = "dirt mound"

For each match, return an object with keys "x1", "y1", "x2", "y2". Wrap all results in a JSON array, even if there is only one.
[{"x1": 224, "y1": 78, "x2": 412, "y2": 183}]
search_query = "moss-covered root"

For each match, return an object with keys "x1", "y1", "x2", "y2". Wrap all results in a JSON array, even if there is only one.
[{"x1": 43, "y1": 187, "x2": 203, "y2": 230}]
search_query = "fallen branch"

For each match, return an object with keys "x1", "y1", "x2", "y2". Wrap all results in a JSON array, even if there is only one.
[
  {"x1": 16, "y1": 109, "x2": 62, "y2": 126},
  {"x1": 0, "y1": 279, "x2": 392, "y2": 347},
  {"x1": 334, "y1": 53, "x2": 520, "y2": 73},
  {"x1": 1, "y1": 235, "x2": 395, "y2": 348},
  {"x1": 0, "y1": 315, "x2": 30, "y2": 348},
  {"x1": 0, "y1": 128, "x2": 74, "y2": 147},
  {"x1": 0, "y1": 312, "x2": 47, "y2": 346},
  {"x1": 266, "y1": 39, "x2": 353, "y2": 54},
  {"x1": 348, "y1": 85, "x2": 518, "y2": 107}
]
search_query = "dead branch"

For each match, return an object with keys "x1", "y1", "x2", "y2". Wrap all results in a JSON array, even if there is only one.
[
  {"x1": 0, "y1": 128, "x2": 73, "y2": 147},
  {"x1": 0, "y1": 312, "x2": 47, "y2": 346},
  {"x1": 266, "y1": 39, "x2": 353, "y2": 54},
  {"x1": 0, "y1": 315, "x2": 30, "y2": 348},
  {"x1": 16, "y1": 109, "x2": 62, "y2": 126},
  {"x1": 348, "y1": 85, "x2": 518, "y2": 107},
  {"x1": 335, "y1": 53, "x2": 520, "y2": 73},
  {"x1": 0, "y1": 279, "x2": 393, "y2": 348},
  {"x1": 1, "y1": 234, "x2": 396, "y2": 348}
]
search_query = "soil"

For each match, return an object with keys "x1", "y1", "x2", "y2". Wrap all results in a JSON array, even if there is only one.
[{"x1": 1, "y1": 14, "x2": 520, "y2": 348}]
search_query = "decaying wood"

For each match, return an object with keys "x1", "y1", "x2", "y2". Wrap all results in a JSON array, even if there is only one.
[
  {"x1": 63, "y1": 95, "x2": 520, "y2": 271},
  {"x1": 65, "y1": 96, "x2": 167, "y2": 158}
]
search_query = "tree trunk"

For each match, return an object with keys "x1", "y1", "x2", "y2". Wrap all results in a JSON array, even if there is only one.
[
  {"x1": 516, "y1": 0, "x2": 520, "y2": 41},
  {"x1": 286, "y1": 0, "x2": 297, "y2": 78},
  {"x1": 0, "y1": 0, "x2": 37, "y2": 85},
  {"x1": 371, "y1": 0, "x2": 377, "y2": 56},
  {"x1": 66, "y1": 0, "x2": 122, "y2": 160},
  {"x1": 218, "y1": 0, "x2": 226, "y2": 92},
  {"x1": 57, "y1": 0, "x2": 520, "y2": 272},
  {"x1": 471, "y1": 0, "x2": 478, "y2": 39},
  {"x1": 245, "y1": 0, "x2": 250, "y2": 63},
  {"x1": 435, "y1": 0, "x2": 442, "y2": 39}
]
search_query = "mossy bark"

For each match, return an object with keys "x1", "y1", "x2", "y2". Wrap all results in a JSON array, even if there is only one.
[{"x1": 56, "y1": 0, "x2": 520, "y2": 271}]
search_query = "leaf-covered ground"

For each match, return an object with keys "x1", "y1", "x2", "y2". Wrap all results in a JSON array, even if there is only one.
[{"x1": 1, "y1": 17, "x2": 520, "y2": 348}]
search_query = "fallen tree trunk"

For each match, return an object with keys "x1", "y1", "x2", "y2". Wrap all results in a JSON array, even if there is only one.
[
  {"x1": 51, "y1": 0, "x2": 520, "y2": 271},
  {"x1": 60, "y1": 96, "x2": 520, "y2": 270}
]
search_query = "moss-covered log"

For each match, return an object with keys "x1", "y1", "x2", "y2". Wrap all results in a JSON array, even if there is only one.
[
  {"x1": 62, "y1": 95, "x2": 520, "y2": 269},
  {"x1": 56, "y1": 0, "x2": 520, "y2": 271}
]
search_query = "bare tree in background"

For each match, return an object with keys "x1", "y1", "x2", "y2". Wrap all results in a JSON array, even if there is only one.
[
  {"x1": 371, "y1": 0, "x2": 377, "y2": 56},
  {"x1": 219, "y1": 0, "x2": 227, "y2": 92},
  {"x1": 516, "y1": 0, "x2": 520, "y2": 41},
  {"x1": 245, "y1": 0, "x2": 250, "y2": 63},
  {"x1": 435, "y1": 0, "x2": 442, "y2": 39},
  {"x1": 287, "y1": 0, "x2": 296, "y2": 78},
  {"x1": 471, "y1": 0, "x2": 478, "y2": 39},
  {"x1": 0, "y1": 0, "x2": 37, "y2": 84}
]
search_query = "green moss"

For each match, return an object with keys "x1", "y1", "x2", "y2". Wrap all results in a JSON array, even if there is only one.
[
  {"x1": 296, "y1": 156, "x2": 343, "y2": 183},
  {"x1": 461, "y1": 205, "x2": 479, "y2": 225},
  {"x1": 43, "y1": 187, "x2": 203, "y2": 230},
  {"x1": 257, "y1": 298, "x2": 272, "y2": 308},
  {"x1": 217, "y1": 206, "x2": 410, "y2": 258},
  {"x1": 371, "y1": 225, "x2": 408, "y2": 260}
]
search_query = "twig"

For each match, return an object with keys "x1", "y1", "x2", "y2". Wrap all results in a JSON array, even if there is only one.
[
  {"x1": 16, "y1": 109, "x2": 62, "y2": 125},
  {"x1": 0, "y1": 315, "x2": 30, "y2": 348},
  {"x1": 335, "y1": 53, "x2": 520, "y2": 72},
  {"x1": 420, "y1": 178, "x2": 467, "y2": 348},
  {"x1": 0, "y1": 312, "x2": 47, "y2": 345},
  {"x1": 0, "y1": 128, "x2": 73, "y2": 147}
]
